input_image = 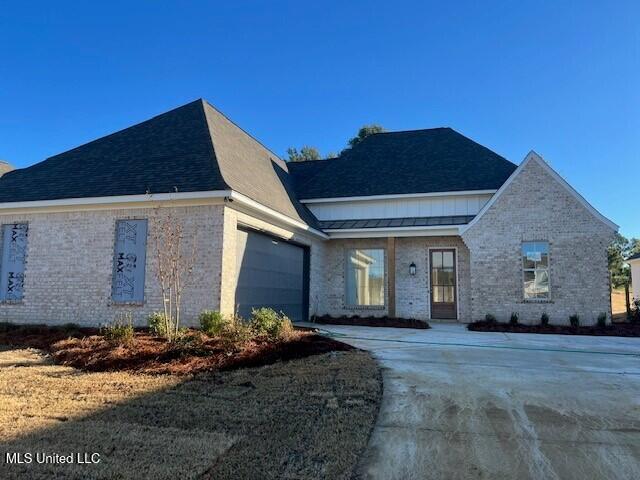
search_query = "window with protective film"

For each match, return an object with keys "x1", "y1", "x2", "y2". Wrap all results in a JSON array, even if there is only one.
[
  {"x1": 522, "y1": 241, "x2": 550, "y2": 300},
  {"x1": 0, "y1": 223, "x2": 28, "y2": 302},
  {"x1": 112, "y1": 219, "x2": 148, "y2": 303}
]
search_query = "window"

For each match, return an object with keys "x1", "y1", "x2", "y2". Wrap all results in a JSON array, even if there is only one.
[
  {"x1": 112, "y1": 219, "x2": 148, "y2": 303},
  {"x1": 0, "y1": 223, "x2": 28, "y2": 302},
  {"x1": 346, "y1": 249, "x2": 385, "y2": 306},
  {"x1": 522, "y1": 241, "x2": 549, "y2": 300}
]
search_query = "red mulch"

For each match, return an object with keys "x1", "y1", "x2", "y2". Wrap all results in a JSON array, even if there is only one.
[
  {"x1": 0, "y1": 324, "x2": 353, "y2": 375},
  {"x1": 468, "y1": 320, "x2": 640, "y2": 337},
  {"x1": 313, "y1": 315, "x2": 430, "y2": 329}
]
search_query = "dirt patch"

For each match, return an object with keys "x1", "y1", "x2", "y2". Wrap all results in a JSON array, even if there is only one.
[
  {"x1": 0, "y1": 323, "x2": 100, "y2": 350},
  {"x1": 313, "y1": 314, "x2": 430, "y2": 329},
  {"x1": 0, "y1": 324, "x2": 353, "y2": 375},
  {"x1": 468, "y1": 320, "x2": 640, "y2": 337},
  {"x1": 0, "y1": 347, "x2": 382, "y2": 480},
  {"x1": 611, "y1": 287, "x2": 629, "y2": 319}
]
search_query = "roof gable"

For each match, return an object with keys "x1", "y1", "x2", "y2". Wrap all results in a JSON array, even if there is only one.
[
  {"x1": 289, "y1": 128, "x2": 517, "y2": 200},
  {"x1": 462, "y1": 151, "x2": 618, "y2": 233}
]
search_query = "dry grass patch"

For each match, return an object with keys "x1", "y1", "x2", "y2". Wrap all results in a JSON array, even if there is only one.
[
  {"x1": 611, "y1": 287, "x2": 632, "y2": 322},
  {"x1": 0, "y1": 346, "x2": 381, "y2": 480}
]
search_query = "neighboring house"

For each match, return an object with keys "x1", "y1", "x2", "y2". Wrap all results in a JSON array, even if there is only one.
[
  {"x1": 0, "y1": 161, "x2": 13, "y2": 177},
  {"x1": 0, "y1": 99, "x2": 618, "y2": 326},
  {"x1": 629, "y1": 253, "x2": 640, "y2": 301}
]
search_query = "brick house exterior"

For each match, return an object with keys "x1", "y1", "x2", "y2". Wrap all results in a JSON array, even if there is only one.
[{"x1": 0, "y1": 100, "x2": 617, "y2": 326}]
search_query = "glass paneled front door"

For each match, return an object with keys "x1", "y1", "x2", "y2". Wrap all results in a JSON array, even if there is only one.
[{"x1": 430, "y1": 249, "x2": 457, "y2": 319}]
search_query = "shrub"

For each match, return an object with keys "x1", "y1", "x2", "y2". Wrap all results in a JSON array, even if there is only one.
[
  {"x1": 101, "y1": 313, "x2": 134, "y2": 346},
  {"x1": 250, "y1": 308, "x2": 294, "y2": 340},
  {"x1": 509, "y1": 312, "x2": 519, "y2": 326},
  {"x1": 0, "y1": 322, "x2": 14, "y2": 333},
  {"x1": 199, "y1": 310, "x2": 228, "y2": 336},
  {"x1": 61, "y1": 322, "x2": 80, "y2": 332},
  {"x1": 597, "y1": 313, "x2": 607, "y2": 328},
  {"x1": 540, "y1": 313, "x2": 550, "y2": 326},
  {"x1": 569, "y1": 314, "x2": 580, "y2": 328},
  {"x1": 219, "y1": 316, "x2": 254, "y2": 352},
  {"x1": 147, "y1": 312, "x2": 174, "y2": 338},
  {"x1": 484, "y1": 314, "x2": 496, "y2": 324},
  {"x1": 630, "y1": 299, "x2": 640, "y2": 324},
  {"x1": 171, "y1": 330, "x2": 208, "y2": 355}
]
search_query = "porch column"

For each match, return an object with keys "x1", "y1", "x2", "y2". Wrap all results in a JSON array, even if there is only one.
[{"x1": 387, "y1": 236, "x2": 396, "y2": 318}]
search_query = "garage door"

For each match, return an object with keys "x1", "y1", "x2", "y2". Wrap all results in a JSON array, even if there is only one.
[{"x1": 235, "y1": 228, "x2": 308, "y2": 323}]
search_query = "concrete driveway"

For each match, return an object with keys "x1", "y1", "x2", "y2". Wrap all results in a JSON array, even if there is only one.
[{"x1": 313, "y1": 323, "x2": 640, "y2": 480}]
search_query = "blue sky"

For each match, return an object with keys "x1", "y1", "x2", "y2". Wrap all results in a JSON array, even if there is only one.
[{"x1": 1, "y1": 1, "x2": 638, "y2": 236}]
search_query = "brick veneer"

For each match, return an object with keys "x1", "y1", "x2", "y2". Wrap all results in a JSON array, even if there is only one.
[
  {"x1": 315, "y1": 236, "x2": 471, "y2": 321},
  {"x1": 0, "y1": 157, "x2": 614, "y2": 327},
  {"x1": 0, "y1": 205, "x2": 224, "y2": 327},
  {"x1": 461, "y1": 157, "x2": 615, "y2": 325}
]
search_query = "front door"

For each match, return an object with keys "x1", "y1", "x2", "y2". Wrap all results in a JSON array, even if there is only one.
[{"x1": 430, "y1": 249, "x2": 457, "y2": 320}]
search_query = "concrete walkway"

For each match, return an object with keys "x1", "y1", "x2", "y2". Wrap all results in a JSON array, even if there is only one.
[{"x1": 307, "y1": 322, "x2": 640, "y2": 480}]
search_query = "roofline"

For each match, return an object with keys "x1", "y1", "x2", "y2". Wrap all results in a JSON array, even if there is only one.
[
  {"x1": 0, "y1": 189, "x2": 329, "y2": 239},
  {"x1": 227, "y1": 191, "x2": 328, "y2": 239},
  {"x1": 0, "y1": 190, "x2": 231, "y2": 215},
  {"x1": 325, "y1": 224, "x2": 461, "y2": 239},
  {"x1": 460, "y1": 151, "x2": 619, "y2": 234},
  {"x1": 300, "y1": 189, "x2": 497, "y2": 204},
  {"x1": 201, "y1": 99, "x2": 286, "y2": 167}
]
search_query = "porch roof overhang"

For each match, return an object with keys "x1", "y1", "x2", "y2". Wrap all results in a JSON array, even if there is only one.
[{"x1": 321, "y1": 215, "x2": 472, "y2": 238}]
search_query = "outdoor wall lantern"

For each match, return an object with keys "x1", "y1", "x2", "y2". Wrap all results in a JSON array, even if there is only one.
[{"x1": 409, "y1": 262, "x2": 417, "y2": 276}]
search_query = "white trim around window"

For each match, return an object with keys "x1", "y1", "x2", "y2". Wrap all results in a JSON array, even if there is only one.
[{"x1": 344, "y1": 247, "x2": 387, "y2": 309}]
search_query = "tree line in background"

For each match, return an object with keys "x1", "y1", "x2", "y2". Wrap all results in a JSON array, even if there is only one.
[
  {"x1": 609, "y1": 233, "x2": 640, "y2": 288},
  {"x1": 286, "y1": 124, "x2": 385, "y2": 162}
]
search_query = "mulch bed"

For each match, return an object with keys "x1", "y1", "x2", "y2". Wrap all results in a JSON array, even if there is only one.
[
  {"x1": 313, "y1": 314, "x2": 430, "y2": 329},
  {"x1": 468, "y1": 320, "x2": 640, "y2": 337},
  {"x1": 0, "y1": 323, "x2": 353, "y2": 375}
]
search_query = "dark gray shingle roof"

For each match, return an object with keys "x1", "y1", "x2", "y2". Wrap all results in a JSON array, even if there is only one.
[
  {"x1": 289, "y1": 128, "x2": 517, "y2": 200},
  {"x1": 0, "y1": 101, "x2": 517, "y2": 233},
  {"x1": 628, "y1": 252, "x2": 640, "y2": 261},
  {"x1": 0, "y1": 100, "x2": 320, "y2": 229}
]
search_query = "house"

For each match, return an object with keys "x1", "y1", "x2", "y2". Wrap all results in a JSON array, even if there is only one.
[
  {"x1": 0, "y1": 161, "x2": 13, "y2": 177},
  {"x1": 629, "y1": 253, "x2": 640, "y2": 301},
  {"x1": 0, "y1": 99, "x2": 618, "y2": 326}
]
